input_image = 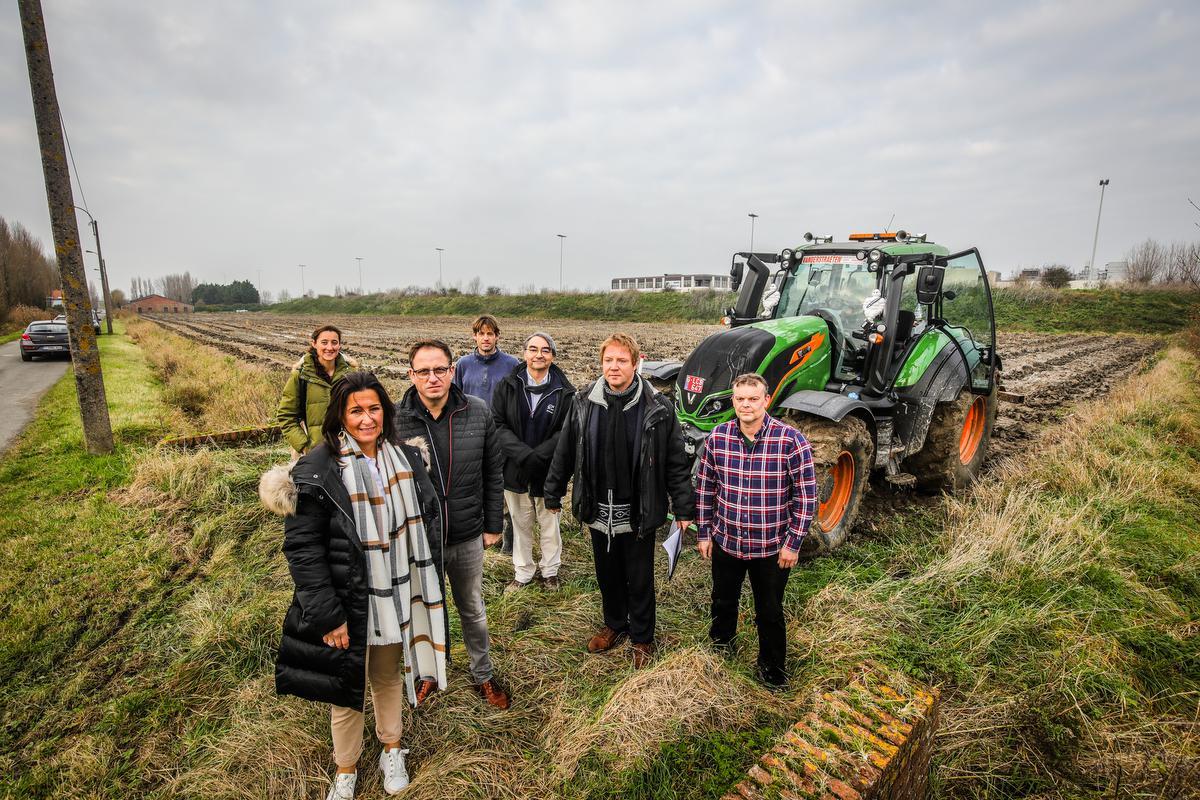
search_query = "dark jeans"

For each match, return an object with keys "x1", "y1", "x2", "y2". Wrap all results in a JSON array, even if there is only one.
[
  {"x1": 710, "y1": 542, "x2": 791, "y2": 677},
  {"x1": 590, "y1": 528, "x2": 656, "y2": 644}
]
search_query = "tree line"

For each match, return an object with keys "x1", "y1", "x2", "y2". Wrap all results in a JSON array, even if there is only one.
[
  {"x1": 0, "y1": 215, "x2": 59, "y2": 324},
  {"x1": 1124, "y1": 239, "x2": 1200, "y2": 286}
]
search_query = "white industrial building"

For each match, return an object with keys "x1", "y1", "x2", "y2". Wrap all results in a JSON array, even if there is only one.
[{"x1": 610, "y1": 273, "x2": 732, "y2": 292}]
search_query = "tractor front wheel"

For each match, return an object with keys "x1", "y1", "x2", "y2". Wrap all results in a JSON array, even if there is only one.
[
  {"x1": 781, "y1": 413, "x2": 875, "y2": 557},
  {"x1": 909, "y1": 385, "x2": 998, "y2": 492}
]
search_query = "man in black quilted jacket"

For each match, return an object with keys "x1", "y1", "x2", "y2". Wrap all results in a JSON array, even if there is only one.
[{"x1": 394, "y1": 339, "x2": 510, "y2": 709}]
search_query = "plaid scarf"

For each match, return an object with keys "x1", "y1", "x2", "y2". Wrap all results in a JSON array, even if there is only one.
[{"x1": 339, "y1": 433, "x2": 448, "y2": 705}]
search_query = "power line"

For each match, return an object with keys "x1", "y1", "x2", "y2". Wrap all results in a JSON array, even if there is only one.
[{"x1": 58, "y1": 108, "x2": 89, "y2": 212}]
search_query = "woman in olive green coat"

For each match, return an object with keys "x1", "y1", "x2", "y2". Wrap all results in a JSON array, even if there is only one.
[{"x1": 275, "y1": 324, "x2": 358, "y2": 456}]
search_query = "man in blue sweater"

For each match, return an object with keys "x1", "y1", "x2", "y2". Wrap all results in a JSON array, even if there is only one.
[{"x1": 453, "y1": 314, "x2": 521, "y2": 552}]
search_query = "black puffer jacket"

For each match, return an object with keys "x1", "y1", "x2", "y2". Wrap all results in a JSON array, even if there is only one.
[
  {"x1": 393, "y1": 384, "x2": 504, "y2": 545},
  {"x1": 545, "y1": 376, "x2": 696, "y2": 537},
  {"x1": 265, "y1": 442, "x2": 443, "y2": 709},
  {"x1": 491, "y1": 363, "x2": 576, "y2": 497}
]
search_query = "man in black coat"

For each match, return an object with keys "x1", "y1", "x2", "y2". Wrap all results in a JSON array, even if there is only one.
[
  {"x1": 545, "y1": 332, "x2": 695, "y2": 669},
  {"x1": 393, "y1": 339, "x2": 510, "y2": 709},
  {"x1": 491, "y1": 332, "x2": 576, "y2": 592}
]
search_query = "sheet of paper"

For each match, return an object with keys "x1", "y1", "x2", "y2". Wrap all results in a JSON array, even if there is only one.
[{"x1": 662, "y1": 522, "x2": 683, "y2": 580}]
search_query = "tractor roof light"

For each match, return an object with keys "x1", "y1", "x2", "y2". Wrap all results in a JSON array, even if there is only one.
[{"x1": 849, "y1": 232, "x2": 899, "y2": 241}]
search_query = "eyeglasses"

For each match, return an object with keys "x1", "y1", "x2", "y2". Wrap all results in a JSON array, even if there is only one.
[
  {"x1": 411, "y1": 366, "x2": 451, "y2": 379},
  {"x1": 525, "y1": 346, "x2": 553, "y2": 355}
]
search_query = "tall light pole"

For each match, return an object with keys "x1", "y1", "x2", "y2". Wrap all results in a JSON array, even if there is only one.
[
  {"x1": 557, "y1": 234, "x2": 566, "y2": 292},
  {"x1": 74, "y1": 206, "x2": 112, "y2": 334},
  {"x1": 435, "y1": 248, "x2": 444, "y2": 287},
  {"x1": 1088, "y1": 179, "x2": 1110, "y2": 278},
  {"x1": 355, "y1": 257, "x2": 363, "y2": 295},
  {"x1": 299, "y1": 264, "x2": 306, "y2": 296},
  {"x1": 748, "y1": 213, "x2": 759, "y2": 253},
  {"x1": 257, "y1": 268, "x2": 263, "y2": 303}
]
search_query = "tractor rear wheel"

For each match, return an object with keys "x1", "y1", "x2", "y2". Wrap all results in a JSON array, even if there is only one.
[
  {"x1": 908, "y1": 385, "x2": 998, "y2": 491},
  {"x1": 780, "y1": 413, "x2": 874, "y2": 557}
]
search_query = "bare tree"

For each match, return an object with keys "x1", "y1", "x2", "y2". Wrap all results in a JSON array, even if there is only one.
[
  {"x1": 466, "y1": 276, "x2": 483, "y2": 295},
  {"x1": 159, "y1": 272, "x2": 196, "y2": 303},
  {"x1": 1125, "y1": 238, "x2": 1166, "y2": 284},
  {"x1": 130, "y1": 276, "x2": 155, "y2": 299}
]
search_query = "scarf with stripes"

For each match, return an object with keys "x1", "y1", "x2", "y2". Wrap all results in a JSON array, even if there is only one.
[{"x1": 339, "y1": 433, "x2": 448, "y2": 705}]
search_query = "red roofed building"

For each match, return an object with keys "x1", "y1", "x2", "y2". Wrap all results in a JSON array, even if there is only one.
[{"x1": 130, "y1": 295, "x2": 193, "y2": 313}]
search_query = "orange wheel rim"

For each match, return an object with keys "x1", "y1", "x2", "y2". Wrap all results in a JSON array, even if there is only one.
[
  {"x1": 959, "y1": 397, "x2": 986, "y2": 464},
  {"x1": 818, "y1": 451, "x2": 854, "y2": 531}
]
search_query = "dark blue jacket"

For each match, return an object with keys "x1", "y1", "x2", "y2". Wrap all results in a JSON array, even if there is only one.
[{"x1": 453, "y1": 348, "x2": 520, "y2": 406}]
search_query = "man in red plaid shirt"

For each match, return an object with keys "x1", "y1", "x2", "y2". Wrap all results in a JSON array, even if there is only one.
[{"x1": 695, "y1": 372, "x2": 817, "y2": 688}]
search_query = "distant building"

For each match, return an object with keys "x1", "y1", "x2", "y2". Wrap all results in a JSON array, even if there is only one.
[
  {"x1": 130, "y1": 294, "x2": 193, "y2": 313},
  {"x1": 47, "y1": 289, "x2": 64, "y2": 308},
  {"x1": 610, "y1": 273, "x2": 732, "y2": 292},
  {"x1": 1097, "y1": 260, "x2": 1128, "y2": 283}
]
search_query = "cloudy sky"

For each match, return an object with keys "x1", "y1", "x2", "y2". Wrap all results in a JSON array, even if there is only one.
[{"x1": 3, "y1": 1, "x2": 1198, "y2": 297}]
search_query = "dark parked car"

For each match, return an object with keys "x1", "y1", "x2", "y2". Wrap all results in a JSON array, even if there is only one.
[{"x1": 19, "y1": 321, "x2": 71, "y2": 362}]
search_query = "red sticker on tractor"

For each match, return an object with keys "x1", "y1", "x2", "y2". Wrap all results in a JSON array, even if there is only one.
[{"x1": 684, "y1": 375, "x2": 705, "y2": 393}]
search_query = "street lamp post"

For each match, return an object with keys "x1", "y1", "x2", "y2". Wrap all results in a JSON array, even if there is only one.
[
  {"x1": 557, "y1": 234, "x2": 566, "y2": 292},
  {"x1": 1088, "y1": 179, "x2": 1110, "y2": 279},
  {"x1": 355, "y1": 257, "x2": 363, "y2": 295},
  {"x1": 73, "y1": 206, "x2": 112, "y2": 334},
  {"x1": 748, "y1": 213, "x2": 759, "y2": 253},
  {"x1": 435, "y1": 248, "x2": 444, "y2": 287},
  {"x1": 299, "y1": 264, "x2": 306, "y2": 296}
]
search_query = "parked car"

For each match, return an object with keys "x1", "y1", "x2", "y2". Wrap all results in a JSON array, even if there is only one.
[
  {"x1": 19, "y1": 321, "x2": 71, "y2": 362},
  {"x1": 47, "y1": 312, "x2": 101, "y2": 334}
]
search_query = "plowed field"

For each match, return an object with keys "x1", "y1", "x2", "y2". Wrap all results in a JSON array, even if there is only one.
[{"x1": 147, "y1": 313, "x2": 1164, "y2": 466}]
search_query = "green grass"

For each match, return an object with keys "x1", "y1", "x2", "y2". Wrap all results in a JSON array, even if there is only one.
[
  {"x1": 0, "y1": 325, "x2": 1198, "y2": 798},
  {"x1": 0, "y1": 330, "x2": 21, "y2": 344},
  {"x1": 992, "y1": 285, "x2": 1200, "y2": 333}
]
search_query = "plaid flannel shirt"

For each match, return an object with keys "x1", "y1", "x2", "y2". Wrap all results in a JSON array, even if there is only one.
[{"x1": 695, "y1": 414, "x2": 817, "y2": 559}]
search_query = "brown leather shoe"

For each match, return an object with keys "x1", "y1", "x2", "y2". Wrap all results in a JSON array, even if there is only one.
[
  {"x1": 415, "y1": 678, "x2": 437, "y2": 705},
  {"x1": 587, "y1": 626, "x2": 627, "y2": 653},
  {"x1": 476, "y1": 678, "x2": 510, "y2": 710},
  {"x1": 631, "y1": 641, "x2": 656, "y2": 669},
  {"x1": 541, "y1": 575, "x2": 561, "y2": 590}
]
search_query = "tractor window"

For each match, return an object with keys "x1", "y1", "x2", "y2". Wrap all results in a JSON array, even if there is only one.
[
  {"x1": 775, "y1": 256, "x2": 876, "y2": 341},
  {"x1": 940, "y1": 250, "x2": 996, "y2": 392}
]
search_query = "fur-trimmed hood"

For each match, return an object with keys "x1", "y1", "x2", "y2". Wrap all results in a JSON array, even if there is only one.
[{"x1": 259, "y1": 436, "x2": 431, "y2": 516}]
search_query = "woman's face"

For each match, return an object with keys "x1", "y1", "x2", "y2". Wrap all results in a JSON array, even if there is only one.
[
  {"x1": 313, "y1": 330, "x2": 341, "y2": 364},
  {"x1": 343, "y1": 389, "x2": 384, "y2": 450}
]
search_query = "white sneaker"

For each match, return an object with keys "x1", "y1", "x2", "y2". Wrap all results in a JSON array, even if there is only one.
[
  {"x1": 326, "y1": 771, "x2": 357, "y2": 800},
  {"x1": 379, "y1": 747, "x2": 411, "y2": 794}
]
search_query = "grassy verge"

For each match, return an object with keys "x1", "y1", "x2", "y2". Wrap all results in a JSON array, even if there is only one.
[
  {"x1": 0, "y1": 326, "x2": 1197, "y2": 798},
  {"x1": 0, "y1": 330, "x2": 20, "y2": 345}
]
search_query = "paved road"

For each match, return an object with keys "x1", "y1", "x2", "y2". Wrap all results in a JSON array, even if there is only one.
[{"x1": 0, "y1": 340, "x2": 70, "y2": 455}]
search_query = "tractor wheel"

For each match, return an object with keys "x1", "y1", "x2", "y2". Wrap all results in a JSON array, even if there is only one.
[
  {"x1": 780, "y1": 413, "x2": 874, "y2": 557},
  {"x1": 908, "y1": 384, "x2": 998, "y2": 492}
]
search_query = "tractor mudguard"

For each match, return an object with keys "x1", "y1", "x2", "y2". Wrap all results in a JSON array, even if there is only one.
[
  {"x1": 640, "y1": 360, "x2": 682, "y2": 381},
  {"x1": 776, "y1": 391, "x2": 876, "y2": 439},
  {"x1": 897, "y1": 344, "x2": 971, "y2": 457}
]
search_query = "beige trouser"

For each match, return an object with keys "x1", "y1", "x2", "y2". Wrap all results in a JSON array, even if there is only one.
[
  {"x1": 505, "y1": 490, "x2": 562, "y2": 583},
  {"x1": 330, "y1": 643, "x2": 405, "y2": 768}
]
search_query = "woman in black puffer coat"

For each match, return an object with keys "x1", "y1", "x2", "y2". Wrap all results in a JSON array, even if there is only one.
[{"x1": 260, "y1": 371, "x2": 445, "y2": 799}]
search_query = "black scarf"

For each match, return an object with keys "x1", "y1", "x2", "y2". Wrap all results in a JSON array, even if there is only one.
[{"x1": 601, "y1": 382, "x2": 637, "y2": 503}]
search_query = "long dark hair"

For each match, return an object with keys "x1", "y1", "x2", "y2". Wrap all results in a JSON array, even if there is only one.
[{"x1": 322, "y1": 371, "x2": 396, "y2": 452}]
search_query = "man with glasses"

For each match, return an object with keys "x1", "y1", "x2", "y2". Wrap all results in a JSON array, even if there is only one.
[
  {"x1": 394, "y1": 339, "x2": 510, "y2": 709},
  {"x1": 491, "y1": 333, "x2": 576, "y2": 593}
]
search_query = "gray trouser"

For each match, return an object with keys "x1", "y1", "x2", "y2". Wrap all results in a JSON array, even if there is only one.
[{"x1": 443, "y1": 536, "x2": 494, "y2": 683}]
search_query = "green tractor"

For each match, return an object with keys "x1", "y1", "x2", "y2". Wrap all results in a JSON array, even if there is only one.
[{"x1": 643, "y1": 231, "x2": 1001, "y2": 556}]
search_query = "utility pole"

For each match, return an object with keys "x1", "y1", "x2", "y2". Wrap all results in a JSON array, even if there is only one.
[
  {"x1": 556, "y1": 234, "x2": 566, "y2": 292},
  {"x1": 75, "y1": 207, "x2": 112, "y2": 334},
  {"x1": 19, "y1": 0, "x2": 112, "y2": 453},
  {"x1": 748, "y1": 213, "x2": 759, "y2": 253},
  {"x1": 1088, "y1": 179, "x2": 1110, "y2": 278},
  {"x1": 435, "y1": 248, "x2": 444, "y2": 287}
]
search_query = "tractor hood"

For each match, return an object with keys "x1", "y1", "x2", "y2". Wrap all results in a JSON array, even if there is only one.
[{"x1": 676, "y1": 316, "x2": 832, "y2": 429}]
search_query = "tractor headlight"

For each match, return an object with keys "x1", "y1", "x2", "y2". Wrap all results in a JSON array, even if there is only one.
[
  {"x1": 869, "y1": 249, "x2": 882, "y2": 263},
  {"x1": 706, "y1": 398, "x2": 727, "y2": 416},
  {"x1": 856, "y1": 250, "x2": 867, "y2": 261},
  {"x1": 780, "y1": 249, "x2": 793, "y2": 264}
]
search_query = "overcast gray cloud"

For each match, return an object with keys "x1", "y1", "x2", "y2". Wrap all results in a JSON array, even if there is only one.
[{"x1": 2, "y1": 0, "x2": 1198, "y2": 298}]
